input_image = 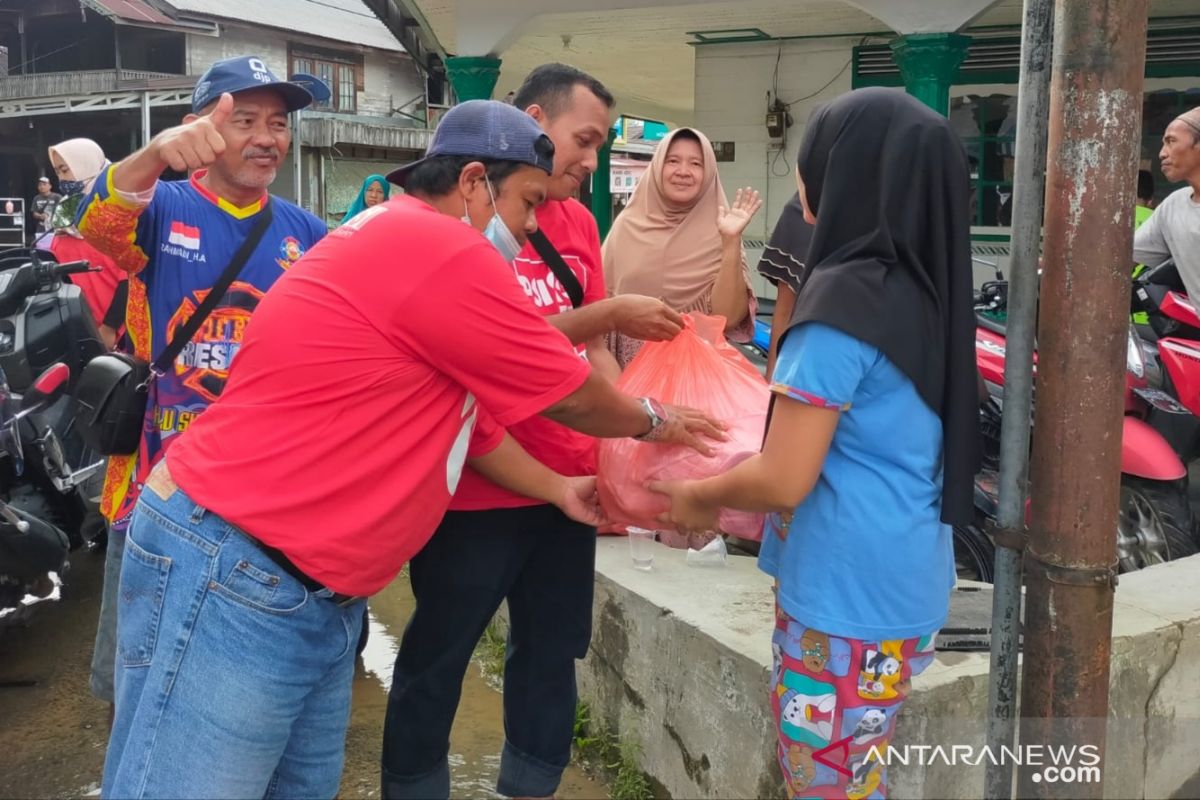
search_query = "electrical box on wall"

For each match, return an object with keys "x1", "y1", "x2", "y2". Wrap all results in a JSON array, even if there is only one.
[
  {"x1": 765, "y1": 102, "x2": 793, "y2": 141},
  {"x1": 765, "y1": 111, "x2": 785, "y2": 139}
]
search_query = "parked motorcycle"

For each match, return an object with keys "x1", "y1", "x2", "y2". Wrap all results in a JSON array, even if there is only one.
[
  {"x1": 1130, "y1": 258, "x2": 1200, "y2": 457},
  {"x1": 750, "y1": 313, "x2": 772, "y2": 360},
  {"x1": 0, "y1": 364, "x2": 76, "y2": 622},
  {"x1": 737, "y1": 298, "x2": 773, "y2": 373},
  {"x1": 0, "y1": 248, "x2": 107, "y2": 548},
  {"x1": 957, "y1": 273, "x2": 1199, "y2": 581}
]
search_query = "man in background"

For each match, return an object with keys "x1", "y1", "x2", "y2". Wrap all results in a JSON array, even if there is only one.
[
  {"x1": 77, "y1": 53, "x2": 324, "y2": 725},
  {"x1": 1134, "y1": 106, "x2": 1200, "y2": 293},
  {"x1": 29, "y1": 176, "x2": 60, "y2": 241}
]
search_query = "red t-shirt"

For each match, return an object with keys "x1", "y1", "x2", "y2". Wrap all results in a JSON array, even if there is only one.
[
  {"x1": 168, "y1": 195, "x2": 591, "y2": 596},
  {"x1": 449, "y1": 198, "x2": 606, "y2": 511},
  {"x1": 49, "y1": 234, "x2": 123, "y2": 330}
]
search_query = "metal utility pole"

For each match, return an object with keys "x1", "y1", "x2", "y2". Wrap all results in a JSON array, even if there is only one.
[
  {"x1": 1017, "y1": 1, "x2": 1149, "y2": 797},
  {"x1": 294, "y1": 109, "x2": 303, "y2": 208},
  {"x1": 984, "y1": 0, "x2": 1054, "y2": 796},
  {"x1": 141, "y1": 91, "x2": 152, "y2": 149}
]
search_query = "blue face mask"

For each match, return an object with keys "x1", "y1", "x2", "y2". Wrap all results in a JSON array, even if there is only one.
[
  {"x1": 58, "y1": 179, "x2": 85, "y2": 196},
  {"x1": 463, "y1": 177, "x2": 522, "y2": 262}
]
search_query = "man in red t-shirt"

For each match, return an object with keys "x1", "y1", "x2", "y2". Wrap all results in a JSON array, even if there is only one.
[
  {"x1": 102, "y1": 100, "x2": 722, "y2": 799},
  {"x1": 383, "y1": 65, "x2": 684, "y2": 800}
]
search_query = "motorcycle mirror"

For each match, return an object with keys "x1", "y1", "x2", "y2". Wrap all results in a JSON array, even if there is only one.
[
  {"x1": 21, "y1": 363, "x2": 70, "y2": 412},
  {"x1": 971, "y1": 255, "x2": 1004, "y2": 283}
]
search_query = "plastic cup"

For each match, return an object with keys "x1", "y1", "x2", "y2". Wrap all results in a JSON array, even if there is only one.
[
  {"x1": 627, "y1": 527, "x2": 655, "y2": 570},
  {"x1": 686, "y1": 535, "x2": 728, "y2": 567}
]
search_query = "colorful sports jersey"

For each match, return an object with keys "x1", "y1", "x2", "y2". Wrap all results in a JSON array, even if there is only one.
[
  {"x1": 450, "y1": 197, "x2": 606, "y2": 511},
  {"x1": 77, "y1": 166, "x2": 326, "y2": 526},
  {"x1": 167, "y1": 195, "x2": 592, "y2": 596}
]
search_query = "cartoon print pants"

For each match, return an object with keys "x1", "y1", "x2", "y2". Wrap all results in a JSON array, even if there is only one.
[{"x1": 770, "y1": 602, "x2": 938, "y2": 800}]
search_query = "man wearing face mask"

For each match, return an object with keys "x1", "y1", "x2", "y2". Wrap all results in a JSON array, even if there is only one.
[
  {"x1": 383, "y1": 64, "x2": 684, "y2": 800},
  {"x1": 99, "y1": 100, "x2": 723, "y2": 798}
]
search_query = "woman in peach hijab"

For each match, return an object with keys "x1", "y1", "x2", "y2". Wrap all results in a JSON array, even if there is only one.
[
  {"x1": 48, "y1": 138, "x2": 125, "y2": 350},
  {"x1": 602, "y1": 127, "x2": 762, "y2": 368}
]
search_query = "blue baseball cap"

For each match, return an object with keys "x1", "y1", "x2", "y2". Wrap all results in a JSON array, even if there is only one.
[
  {"x1": 191, "y1": 56, "x2": 313, "y2": 114},
  {"x1": 386, "y1": 100, "x2": 555, "y2": 187}
]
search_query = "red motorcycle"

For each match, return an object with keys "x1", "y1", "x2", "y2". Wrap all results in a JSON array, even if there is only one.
[
  {"x1": 1130, "y1": 257, "x2": 1200, "y2": 470},
  {"x1": 1132, "y1": 258, "x2": 1200, "y2": 424},
  {"x1": 957, "y1": 275, "x2": 1198, "y2": 582}
]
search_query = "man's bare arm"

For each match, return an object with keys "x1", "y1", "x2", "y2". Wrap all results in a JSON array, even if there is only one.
[
  {"x1": 111, "y1": 92, "x2": 233, "y2": 195},
  {"x1": 548, "y1": 295, "x2": 684, "y2": 346},
  {"x1": 587, "y1": 337, "x2": 622, "y2": 383}
]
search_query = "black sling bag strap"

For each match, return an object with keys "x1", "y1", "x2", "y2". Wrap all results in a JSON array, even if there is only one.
[
  {"x1": 150, "y1": 199, "x2": 274, "y2": 375},
  {"x1": 74, "y1": 200, "x2": 274, "y2": 455},
  {"x1": 527, "y1": 229, "x2": 584, "y2": 309}
]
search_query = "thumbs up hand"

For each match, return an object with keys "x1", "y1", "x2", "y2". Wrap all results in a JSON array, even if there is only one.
[{"x1": 151, "y1": 92, "x2": 232, "y2": 173}]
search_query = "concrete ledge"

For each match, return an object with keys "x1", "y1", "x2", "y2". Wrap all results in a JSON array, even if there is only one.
[
  {"x1": 571, "y1": 538, "x2": 1200, "y2": 799},
  {"x1": 580, "y1": 540, "x2": 781, "y2": 799}
]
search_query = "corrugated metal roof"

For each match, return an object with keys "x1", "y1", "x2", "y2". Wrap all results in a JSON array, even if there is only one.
[
  {"x1": 163, "y1": 0, "x2": 404, "y2": 52},
  {"x1": 83, "y1": 0, "x2": 177, "y2": 26}
]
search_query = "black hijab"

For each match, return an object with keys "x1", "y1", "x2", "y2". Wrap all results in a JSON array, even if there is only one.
[
  {"x1": 757, "y1": 193, "x2": 814, "y2": 293},
  {"x1": 783, "y1": 87, "x2": 980, "y2": 526}
]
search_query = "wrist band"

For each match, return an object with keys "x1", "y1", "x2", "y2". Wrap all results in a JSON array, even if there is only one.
[{"x1": 114, "y1": 183, "x2": 157, "y2": 206}]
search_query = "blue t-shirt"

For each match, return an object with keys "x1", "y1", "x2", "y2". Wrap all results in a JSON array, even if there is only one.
[
  {"x1": 77, "y1": 167, "x2": 326, "y2": 525},
  {"x1": 758, "y1": 322, "x2": 955, "y2": 641}
]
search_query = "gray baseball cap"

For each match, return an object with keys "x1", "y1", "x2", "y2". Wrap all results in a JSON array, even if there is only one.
[{"x1": 387, "y1": 100, "x2": 555, "y2": 187}]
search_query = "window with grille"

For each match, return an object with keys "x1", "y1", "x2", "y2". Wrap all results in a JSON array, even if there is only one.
[
  {"x1": 290, "y1": 48, "x2": 361, "y2": 113},
  {"x1": 948, "y1": 88, "x2": 1200, "y2": 226},
  {"x1": 852, "y1": 27, "x2": 1200, "y2": 225},
  {"x1": 950, "y1": 94, "x2": 1017, "y2": 227}
]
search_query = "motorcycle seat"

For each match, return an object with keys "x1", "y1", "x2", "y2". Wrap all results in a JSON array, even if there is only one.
[{"x1": 976, "y1": 313, "x2": 1007, "y2": 336}]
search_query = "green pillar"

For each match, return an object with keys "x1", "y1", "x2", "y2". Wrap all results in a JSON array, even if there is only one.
[
  {"x1": 591, "y1": 128, "x2": 617, "y2": 241},
  {"x1": 890, "y1": 33, "x2": 970, "y2": 116},
  {"x1": 445, "y1": 55, "x2": 501, "y2": 102}
]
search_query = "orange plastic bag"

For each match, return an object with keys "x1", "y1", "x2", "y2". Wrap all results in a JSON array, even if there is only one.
[{"x1": 597, "y1": 314, "x2": 769, "y2": 540}]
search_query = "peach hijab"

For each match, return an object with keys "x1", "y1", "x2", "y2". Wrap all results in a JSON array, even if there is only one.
[{"x1": 602, "y1": 127, "x2": 749, "y2": 313}]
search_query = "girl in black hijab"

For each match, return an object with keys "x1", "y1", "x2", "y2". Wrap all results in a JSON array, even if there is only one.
[{"x1": 652, "y1": 88, "x2": 978, "y2": 798}]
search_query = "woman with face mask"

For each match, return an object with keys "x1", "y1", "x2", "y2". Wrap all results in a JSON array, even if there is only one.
[
  {"x1": 651, "y1": 88, "x2": 980, "y2": 799},
  {"x1": 340, "y1": 174, "x2": 390, "y2": 226},
  {"x1": 48, "y1": 138, "x2": 125, "y2": 351},
  {"x1": 602, "y1": 128, "x2": 762, "y2": 369}
]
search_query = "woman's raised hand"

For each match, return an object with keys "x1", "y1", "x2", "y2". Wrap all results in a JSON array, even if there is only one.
[{"x1": 716, "y1": 187, "x2": 764, "y2": 240}]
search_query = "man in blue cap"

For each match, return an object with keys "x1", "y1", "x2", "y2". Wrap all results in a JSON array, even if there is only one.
[
  {"x1": 77, "y1": 55, "x2": 326, "y2": 724},
  {"x1": 98, "y1": 98, "x2": 721, "y2": 798}
]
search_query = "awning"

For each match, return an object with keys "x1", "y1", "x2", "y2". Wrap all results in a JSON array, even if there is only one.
[{"x1": 301, "y1": 115, "x2": 434, "y2": 152}]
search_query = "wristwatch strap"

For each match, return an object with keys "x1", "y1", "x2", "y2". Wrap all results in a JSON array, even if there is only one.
[{"x1": 633, "y1": 397, "x2": 668, "y2": 442}]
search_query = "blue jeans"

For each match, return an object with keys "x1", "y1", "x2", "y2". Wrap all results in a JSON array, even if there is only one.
[
  {"x1": 382, "y1": 505, "x2": 596, "y2": 799},
  {"x1": 90, "y1": 522, "x2": 124, "y2": 703},
  {"x1": 103, "y1": 480, "x2": 364, "y2": 799}
]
